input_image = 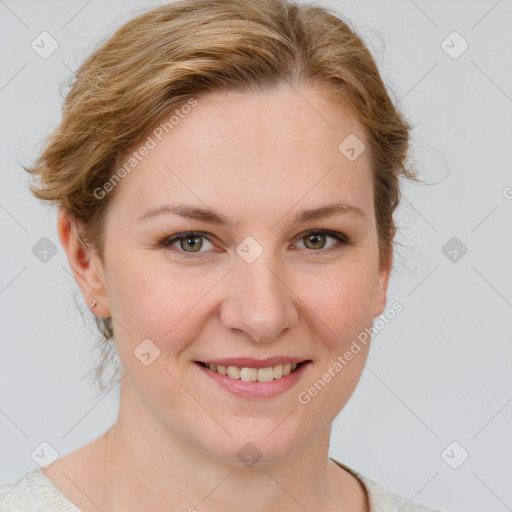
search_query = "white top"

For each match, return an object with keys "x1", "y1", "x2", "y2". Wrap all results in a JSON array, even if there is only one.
[{"x1": 0, "y1": 459, "x2": 442, "y2": 511}]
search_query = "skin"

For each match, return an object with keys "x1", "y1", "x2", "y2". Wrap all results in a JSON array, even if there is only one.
[{"x1": 46, "y1": 83, "x2": 393, "y2": 512}]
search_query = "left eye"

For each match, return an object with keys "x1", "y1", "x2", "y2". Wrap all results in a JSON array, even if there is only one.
[
  {"x1": 161, "y1": 229, "x2": 349, "y2": 258},
  {"x1": 296, "y1": 230, "x2": 348, "y2": 251}
]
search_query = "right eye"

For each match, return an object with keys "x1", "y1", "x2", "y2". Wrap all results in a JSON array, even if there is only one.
[{"x1": 160, "y1": 231, "x2": 216, "y2": 258}]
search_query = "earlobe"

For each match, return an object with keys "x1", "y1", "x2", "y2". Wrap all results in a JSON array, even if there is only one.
[{"x1": 57, "y1": 209, "x2": 110, "y2": 318}]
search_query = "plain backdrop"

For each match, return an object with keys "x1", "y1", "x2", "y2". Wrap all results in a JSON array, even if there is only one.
[{"x1": 1, "y1": 1, "x2": 511, "y2": 511}]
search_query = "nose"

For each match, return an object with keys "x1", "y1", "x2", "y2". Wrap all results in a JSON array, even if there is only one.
[{"x1": 219, "y1": 252, "x2": 299, "y2": 343}]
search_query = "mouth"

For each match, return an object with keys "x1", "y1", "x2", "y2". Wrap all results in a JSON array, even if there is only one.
[{"x1": 194, "y1": 360, "x2": 312, "y2": 382}]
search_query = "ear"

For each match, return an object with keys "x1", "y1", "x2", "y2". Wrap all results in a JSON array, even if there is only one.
[
  {"x1": 373, "y1": 226, "x2": 395, "y2": 318},
  {"x1": 57, "y1": 209, "x2": 110, "y2": 318}
]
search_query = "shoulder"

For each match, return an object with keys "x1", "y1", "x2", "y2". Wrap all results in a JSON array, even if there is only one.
[
  {"x1": 0, "y1": 468, "x2": 81, "y2": 512},
  {"x1": 331, "y1": 458, "x2": 444, "y2": 512},
  {"x1": 355, "y1": 473, "x2": 442, "y2": 512}
]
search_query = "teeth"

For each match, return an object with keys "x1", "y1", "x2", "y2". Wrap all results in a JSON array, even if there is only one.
[
  {"x1": 205, "y1": 362, "x2": 303, "y2": 381},
  {"x1": 227, "y1": 366, "x2": 241, "y2": 379},
  {"x1": 257, "y1": 367, "x2": 274, "y2": 382},
  {"x1": 240, "y1": 367, "x2": 258, "y2": 382}
]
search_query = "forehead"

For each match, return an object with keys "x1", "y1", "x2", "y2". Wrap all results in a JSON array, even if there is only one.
[
  {"x1": 170, "y1": 85, "x2": 366, "y2": 159},
  {"x1": 108, "y1": 85, "x2": 373, "y2": 225}
]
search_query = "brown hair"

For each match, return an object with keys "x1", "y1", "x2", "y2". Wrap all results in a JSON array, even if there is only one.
[{"x1": 23, "y1": 0, "x2": 418, "y2": 393}]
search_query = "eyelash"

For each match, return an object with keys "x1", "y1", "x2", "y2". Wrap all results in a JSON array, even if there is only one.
[{"x1": 159, "y1": 229, "x2": 352, "y2": 259}]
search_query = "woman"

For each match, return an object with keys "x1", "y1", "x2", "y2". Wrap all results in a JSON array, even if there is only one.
[{"x1": 0, "y1": 0, "x2": 443, "y2": 510}]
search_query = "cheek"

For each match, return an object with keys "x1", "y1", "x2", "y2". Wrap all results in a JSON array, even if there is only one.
[
  {"x1": 295, "y1": 271, "x2": 375, "y2": 415},
  {"x1": 105, "y1": 256, "x2": 220, "y2": 351},
  {"x1": 297, "y1": 260, "x2": 379, "y2": 341}
]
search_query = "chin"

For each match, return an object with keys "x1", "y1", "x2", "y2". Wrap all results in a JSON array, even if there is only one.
[{"x1": 199, "y1": 420, "x2": 310, "y2": 468}]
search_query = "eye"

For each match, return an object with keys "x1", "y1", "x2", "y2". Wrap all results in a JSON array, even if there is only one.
[
  {"x1": 295, "y1": 229, "x2": 350, "y2": 253},
  {"x1": 160, "y1": 229, "x2": 351, "y2": 259},
  {"x1": 161, "y1": 231, "x2": 215, "y2": 257}
]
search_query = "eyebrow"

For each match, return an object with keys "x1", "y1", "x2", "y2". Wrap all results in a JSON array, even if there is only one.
[{"x1": 137, "y1": 202, "x2": 367, "y2": 226}]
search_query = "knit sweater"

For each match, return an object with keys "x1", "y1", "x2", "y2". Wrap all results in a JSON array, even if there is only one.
[{"x1": 0, "y1": 458, "x2": 442, "y2": 511}]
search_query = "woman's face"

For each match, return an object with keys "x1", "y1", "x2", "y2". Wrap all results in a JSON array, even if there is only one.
[{"x1": 90, "y1": 84, "x2": 391, "y2": 464}]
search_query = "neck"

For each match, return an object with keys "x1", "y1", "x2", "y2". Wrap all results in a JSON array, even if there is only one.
[{"x1": 101, "y1": 379, "x2": 367, "y2": 512}]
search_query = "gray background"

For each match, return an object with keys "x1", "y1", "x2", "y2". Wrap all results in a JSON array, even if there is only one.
[{"x1": 1, "y1": 1, "x2": 511, "y2": 511}]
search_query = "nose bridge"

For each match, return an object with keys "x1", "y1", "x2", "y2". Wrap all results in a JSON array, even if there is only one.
[{"x1": 221, "y1": 245, "x2": 297, "y2": 342}]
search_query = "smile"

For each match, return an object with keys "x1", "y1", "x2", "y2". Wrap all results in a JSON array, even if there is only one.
[
  {"x1": 196, "y1": 361, "x2": 309, "y2": 382},
  {"x1": 194, "y1": 359, "x2": 312, "y2": 399}
]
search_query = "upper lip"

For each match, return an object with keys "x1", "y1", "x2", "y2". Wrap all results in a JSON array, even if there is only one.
[{"x1": 196, "y1": 357, "x2": 310, "y2": 368}]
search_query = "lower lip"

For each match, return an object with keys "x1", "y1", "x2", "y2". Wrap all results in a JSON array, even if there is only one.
[{"x1": 195, "y1": 362, "x2": 311, "y2": 399}]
